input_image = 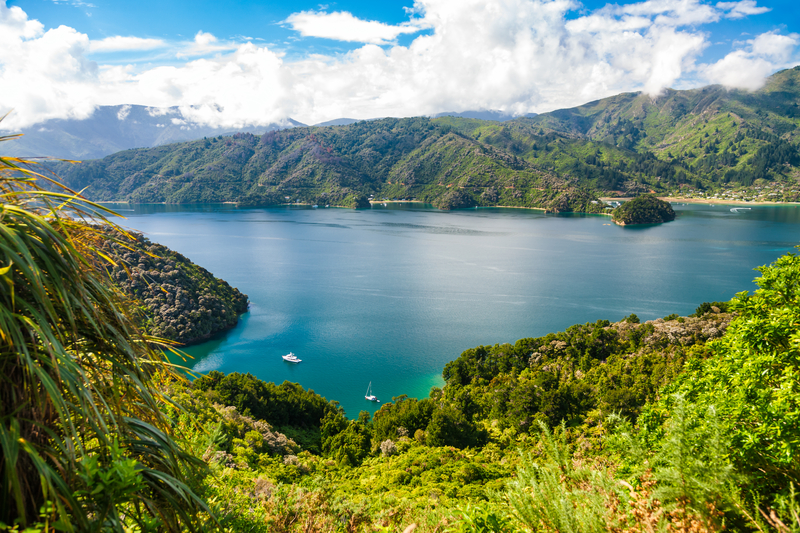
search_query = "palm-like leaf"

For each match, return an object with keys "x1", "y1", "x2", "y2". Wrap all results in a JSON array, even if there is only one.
[{"x1": 0, "y1": 133, "x2": 211, "y2": 530}]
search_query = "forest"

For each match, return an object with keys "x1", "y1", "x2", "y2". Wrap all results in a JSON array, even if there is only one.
[
  {"x1": 99, "y1": 229, "x2": 249, "y2": 344},
  {"x1": 3, "y1": 134, "x2": 800, "y2": 532}
]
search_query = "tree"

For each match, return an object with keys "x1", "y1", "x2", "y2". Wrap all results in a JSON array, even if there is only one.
[{"x1": 647, "y1": 250, "x2": 800, "y2": 503}]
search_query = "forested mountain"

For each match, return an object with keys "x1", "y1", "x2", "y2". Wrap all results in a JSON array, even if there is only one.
[
  {"x1": 48, "y1": 67, "x2": 800, "y2": 211},
  {"x1": 53, "y1": 117, "x2": 603, "y2": 212},
  {"x1": 459, "y1": 65, "x2": 800, "y2": 193}
]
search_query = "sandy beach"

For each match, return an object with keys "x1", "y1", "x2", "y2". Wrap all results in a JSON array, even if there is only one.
[{"x1": 601, "y1": 196, "x2": 800, "y2": 207}]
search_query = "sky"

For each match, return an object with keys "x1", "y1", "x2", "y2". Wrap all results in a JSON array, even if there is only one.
[{"x1": 0, "y1": 0, "x2": 798, "y2": 130}]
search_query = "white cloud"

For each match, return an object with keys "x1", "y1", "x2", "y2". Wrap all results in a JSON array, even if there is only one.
[
  {"x1": 716, "y1": 0, "x2": 770, "y2": 19},
  {"x1": 175, "y1": 31, "x2": 237, "y2": 58},
  {"x1": 703, "y1": 31, "x2": 799, "y2": 90},
  {"x1": 609, "y1": 0, "x2": 720, "y2": 26},
  {"x1": 51, "y1": 1, "x2": 96, "y2": 7},
  {"x1": 89, "y1": 36, "x2": 166, "y2": 53},
  {"x1": 1, "y1": 2, "x2": 43, "y2": 43},
  {"x1": 285, "y1": 10, "x2": 427, "y2": 45},
  {"x1": 116, "y1": 104, "x2": 131, "y2": 120},
  {"x1": 750, "y1": 31, "x2": 798, "y2": 59},
  {"x1": 0, "y1": 11, "x2": 99, "y2": 128},
  {"x1": 0, "y1": 0, "x2": 796, "y2": 131}
]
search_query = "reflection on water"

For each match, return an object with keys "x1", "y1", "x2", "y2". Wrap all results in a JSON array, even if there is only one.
[{"x1": 113, "y1": 202, "x2": 800, "y2": 416}]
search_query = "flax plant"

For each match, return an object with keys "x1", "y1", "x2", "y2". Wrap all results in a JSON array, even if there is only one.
[{"x1": 0, "y1": 131, "x2": 210, "y2": 531}]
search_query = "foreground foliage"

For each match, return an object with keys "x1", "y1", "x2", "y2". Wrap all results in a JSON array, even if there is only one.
[
  {"x1": 180, "y1": 252, "x2": 799, "y2": 532},
  {"x1": 0, "y1": 140, "x2": 209, "y2": 530}
]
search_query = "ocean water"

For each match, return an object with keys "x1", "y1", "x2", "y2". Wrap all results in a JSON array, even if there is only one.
[{"x1": 110, "y1": 202, "x2": 800, "y2": 417}]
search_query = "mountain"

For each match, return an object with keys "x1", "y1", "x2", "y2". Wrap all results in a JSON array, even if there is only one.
[
  {"x1": 42, "y1": 67, "x2": 800, "y2": 210},
  {"x1": 312, "y1": 111, "x2": 538, "y2": 127},
  {"x1": 476, "y1": 66, "x2": 800, "y2": 191},
  {"x1": 51, "y1": 117, "x2": 602, "y2": 212},
  {"x1": 8, "y1": 105, "x2": 305, "y2": 160}
]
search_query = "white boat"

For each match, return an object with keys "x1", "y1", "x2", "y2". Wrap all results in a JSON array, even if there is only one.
[
  {"x1": 365, "y1": 382, "x2": 379, "y2": 402},
  {"x1": 282, "y1": 352, "x2": 302, "y2": 363}
]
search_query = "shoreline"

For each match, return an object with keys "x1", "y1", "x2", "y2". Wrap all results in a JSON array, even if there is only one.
[
  {"x1": 491, "y1": 205, "x2": 546, "y2": 211},
  {"x1": 369, "y1": 200, "x2": 425, "y2": 204},
  {"x1": 602, "y1": 196, "x2": 800, "y2": 207},
  {"x1": 99, "y1": 197, "x2": 800, "y2": 210}
]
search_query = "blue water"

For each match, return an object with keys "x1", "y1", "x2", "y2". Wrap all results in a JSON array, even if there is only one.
[{"x1": 110, "y1": 202, "x2": 800, "y2": 417}]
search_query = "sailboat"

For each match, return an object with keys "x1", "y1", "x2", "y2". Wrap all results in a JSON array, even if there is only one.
[{"x1": 365, "y1": 382, "x2": 379, "y2": 402}]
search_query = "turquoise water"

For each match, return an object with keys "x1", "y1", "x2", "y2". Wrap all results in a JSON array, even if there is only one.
[{"x1": 111, "y1": 202, "x2": 800, "y2": 417}]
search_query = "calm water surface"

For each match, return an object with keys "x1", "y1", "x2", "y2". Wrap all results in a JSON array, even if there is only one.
[{"x1": 111, "y1": 203, "x2": 800, "y2": 416}]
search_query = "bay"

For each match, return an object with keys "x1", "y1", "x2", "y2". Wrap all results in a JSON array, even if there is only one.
[{"x1": 111, "y1": 202, "x2": 800, "y2": 417}]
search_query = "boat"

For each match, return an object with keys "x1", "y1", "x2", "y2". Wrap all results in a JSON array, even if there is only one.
[
  {"x1": 365, "y1": 382, "x2": 379, "y2": 402},
  {"x1": 282, "y1": 352, "x2": 302, "y2": 363}
]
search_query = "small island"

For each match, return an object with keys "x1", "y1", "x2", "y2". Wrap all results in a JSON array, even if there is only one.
[{"x1": 612, "y1": 194, "x2": 676, "y2": 225}]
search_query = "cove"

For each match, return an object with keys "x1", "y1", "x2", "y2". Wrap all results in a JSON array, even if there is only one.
[{"x1": 111, "y1": 202, "x2": 800, "y2": 417}]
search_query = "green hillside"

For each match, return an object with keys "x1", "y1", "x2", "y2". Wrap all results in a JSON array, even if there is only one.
[
  {"x1": 511, "y1": 66, "x2": 800, "y2": 194},
  {"x1": 51, "y1": 67, "x2": 800, "y2": 210},
  {"x1": 54, "y1": 118, "x2": 603, "y2": 213}
]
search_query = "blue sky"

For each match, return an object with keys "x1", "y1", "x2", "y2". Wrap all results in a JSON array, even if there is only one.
[
  {"x1": 10, "y1": 0, "x2": 798, "y2": 61},
  {"x1": 1, "y1": 0, "x2": 798, "y2": 129}
]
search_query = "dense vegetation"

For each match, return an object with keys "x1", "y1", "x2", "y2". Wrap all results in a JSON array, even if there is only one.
[
  {"x1": 0, "y1": 138, "x2": 209, "y2": 530},
  {"x1": 51, "y1": 67, "x2": 800, "y2": 212},
  {"x1": 100, "y1": 229, "x2": 249, "y2": 344},
  {"x1": 612, "y1": 194, "x2": 676, "y2": 225},
  {"x1": 484, "y1": 66, "x2": 800, "y2": 194},
  {"x1": 167, "y1": 253, "x2": 799, "y2": 533}
]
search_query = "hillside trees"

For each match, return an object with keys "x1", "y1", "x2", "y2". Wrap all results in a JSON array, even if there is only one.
[{"x1": 100, "y1": 230, "x2": 249, "y2": 344}]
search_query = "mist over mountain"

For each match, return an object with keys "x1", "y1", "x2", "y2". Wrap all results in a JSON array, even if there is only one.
[
  {"x1": 8, "y1": 107, "x2": 531, "y2": 160},
  {"x1": 431, "y1": 110, "x2": 538, "y2": 121},
  {"x1": 10, "y1": 105, "x2": 305, "y2": 160},
  {"x1": 307, "y1": 110, "x2": 534, "y2": 128},
  {"x1": 313, "y1": 118, "x2": 361, "y2": 127},
  {"x1": 37, "y1": 67, "x2": 800, "y2": 213}
]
